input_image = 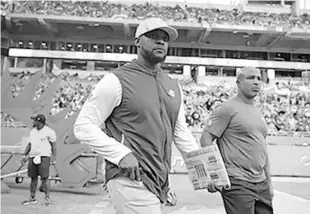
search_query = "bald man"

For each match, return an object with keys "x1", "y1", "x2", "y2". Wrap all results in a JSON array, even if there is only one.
[{"x1": 200, "y1": 67, "x2": 274, "y2": 214}]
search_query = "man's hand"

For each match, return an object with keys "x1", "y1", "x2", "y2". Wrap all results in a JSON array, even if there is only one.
[
  {"x1": 269, "y1": 183, "x2": 274, "y2": 200},
  {"x1": 51, "y1": 156, "x2": 56, "y2": 165},
  {"x1": 21, "y1": 155, "x2": 28, "y2": 164},
  {"x1": 118, "y1": 153, "x2": 141, "y2": 181},
  {"x1": 207, "y1": 181, "x2": 223, "y2": 193},
  {"x1": 166, "y1": 189, "x2": 177, "y2": 206}
]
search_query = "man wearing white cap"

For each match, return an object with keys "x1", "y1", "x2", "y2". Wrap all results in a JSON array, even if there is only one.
[
  {"x1": 74, "y1": 18, "x2": 199, "y2": 213},
  {"x1": 21, "y1": 114, "x2": 57, "y2": 207}
]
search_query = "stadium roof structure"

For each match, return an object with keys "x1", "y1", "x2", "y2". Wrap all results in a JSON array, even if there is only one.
[{"x1": 3, "y1": 13, "x2": 310, "y2": 54}]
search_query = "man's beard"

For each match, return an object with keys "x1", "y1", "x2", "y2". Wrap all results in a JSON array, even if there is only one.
[{"x1": 141, "y1": 46, "x2": 166, "y2": 64}]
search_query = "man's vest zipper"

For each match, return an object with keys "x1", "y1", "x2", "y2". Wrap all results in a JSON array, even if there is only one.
[
  {"x1": 154, "y1": 74, "x2": 170, "y2": 194},
  {"x1": 154, "y1": 75, "x2": 168, "y2": 162}
]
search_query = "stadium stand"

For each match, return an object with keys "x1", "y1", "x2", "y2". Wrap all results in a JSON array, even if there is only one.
[
  {"x1": 1, "y1": 1, "x2": 309, "y2": 29},
  {"x1": 2, "y1": 71, "x2": 309, "y2": 136}
]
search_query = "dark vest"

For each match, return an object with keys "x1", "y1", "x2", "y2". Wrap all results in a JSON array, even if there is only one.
[{"x1": 105, "y1": 60, "x2": 181, "y2": 203}]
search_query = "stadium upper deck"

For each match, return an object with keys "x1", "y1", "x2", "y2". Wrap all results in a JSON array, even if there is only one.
[
  {"x1": 1, "y1": 1, "x2": 310, "y2": 133},
  {"x1": 1, "y1": 0, "x2": 310, "y2": 77}
]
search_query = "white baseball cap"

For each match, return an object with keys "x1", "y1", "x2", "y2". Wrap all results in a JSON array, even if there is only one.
[{"x1": 135, "y1": 18, "x2": 178, "y2": 42}]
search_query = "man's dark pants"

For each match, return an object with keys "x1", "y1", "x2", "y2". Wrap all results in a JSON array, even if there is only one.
[
  {"x1": 28, "y1": 156, "x2": 51, "y2": 198},
  {"x1": 221, "y1": 177, "x2": 273, "y2": 214}
]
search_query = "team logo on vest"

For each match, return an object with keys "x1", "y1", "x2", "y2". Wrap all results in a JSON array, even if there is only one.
[
  {"x1": 168, "y1": 89, "x2": 175, "y2": 98},
  {"x1": 301, "y1": 155, "x2": 310, "y2": 167},
  {"x1": 87, "y1": 92, "x2": 95, "y2": 101}
]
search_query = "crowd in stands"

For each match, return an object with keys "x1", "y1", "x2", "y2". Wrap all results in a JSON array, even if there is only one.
[
  {"x1": 182, "y1": 79, "x2": 310, "y2": 135},
  {"x1": 2, "y1": 71, "x2": 96, "y2": 121},
  {"x1": 1, "y1": 1, "x2": 309, "y2": 29},
  {"x1": 1, "y1": 71, "x2": 310, "y2": 136}
]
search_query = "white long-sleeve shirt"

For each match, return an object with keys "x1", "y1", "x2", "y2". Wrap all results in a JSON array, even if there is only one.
[{"x1": 74, "y1": 73, "x2": 200, "y2": 166}]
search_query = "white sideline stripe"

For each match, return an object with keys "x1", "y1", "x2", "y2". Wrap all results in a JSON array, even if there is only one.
[{"x1": 272, "y1": 177, "x2": 310, "y2": 183}]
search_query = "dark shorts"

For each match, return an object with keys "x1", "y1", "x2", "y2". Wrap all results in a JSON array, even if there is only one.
[
  {"x1": 28, "y1": 156, "x2": 50, "y2": 179},
  {"x1": 221, "y1": 177, "x2": 273, "y2": 214}
]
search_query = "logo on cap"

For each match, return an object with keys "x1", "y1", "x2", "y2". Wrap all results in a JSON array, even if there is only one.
[{"x1": 31, "y1": 114, "x2": 46, "y2": 124}]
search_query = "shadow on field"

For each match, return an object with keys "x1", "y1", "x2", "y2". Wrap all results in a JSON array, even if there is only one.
[{"x1": 3, "y1": 178, "x2": 105, "y2": 196}]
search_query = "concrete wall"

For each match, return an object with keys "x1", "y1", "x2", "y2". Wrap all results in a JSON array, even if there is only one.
[{"x1": 1, "y1": 127, "x2": 31, "y2": 147}]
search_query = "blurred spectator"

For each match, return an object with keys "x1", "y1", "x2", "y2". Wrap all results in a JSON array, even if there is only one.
[
  {"x1": 1, "y1": 1, "x2": 309, "y2": 29},
  {"x1": 286, "y1": 112, "x2": 298, "y2": 132},
  {"x1": 275, "y1": 110, "x2": 287, "y2": 131},
  {"x1": 264, "y1": 113, "x2": 278, "y2": 134}
]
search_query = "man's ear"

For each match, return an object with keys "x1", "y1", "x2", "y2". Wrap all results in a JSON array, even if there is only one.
[
  {"x1": 134, "y1": 37, "x2": 140, "y2": 48},
  {"x1": 236, "y1": 79, "x2": 240, "y2": 87}
]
